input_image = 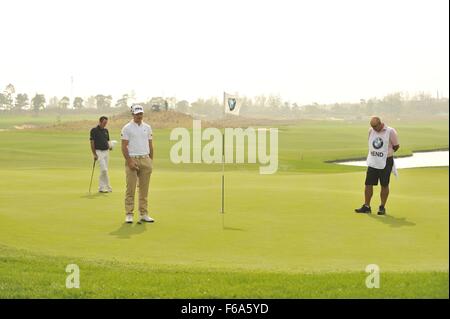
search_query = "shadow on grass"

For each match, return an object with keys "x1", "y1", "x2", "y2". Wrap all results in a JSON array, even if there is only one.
[
  {"x1": 223, "y1": 226, "x2": 246, "y2": 231},
  {"x1": 367, "y1": 214, "x2": 416, "y2": 228},
  {"x1": 109, "y1": 222, "x2": 147, "y2": 239},
  {"x1": 81, "y1": 192, "x2": 108, "y2": 199}
]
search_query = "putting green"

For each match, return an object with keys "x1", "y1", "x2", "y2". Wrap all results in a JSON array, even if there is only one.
[{"x1": 0, "y1": 119, "x2": 448, "y2": 297}]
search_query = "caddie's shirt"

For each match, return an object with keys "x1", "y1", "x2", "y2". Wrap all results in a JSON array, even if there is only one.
[
  {"x1": 120, "y1": 120, "x2": 153, "y2": 156},
  {"x1": 90, "y1": 125, "x2": 110, "y2": 150},
  {"x1": 368, "y1": 125, "x2": 399, "y2": 157}
]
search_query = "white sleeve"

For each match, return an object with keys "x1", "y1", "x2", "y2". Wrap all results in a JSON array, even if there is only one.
[{"x1": 121, "y1": 126, "x2": 129, "y2": 140}]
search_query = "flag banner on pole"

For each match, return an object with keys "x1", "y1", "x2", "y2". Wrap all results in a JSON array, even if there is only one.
[{"x1": 224, "y1": 92, "x2": 241, "y2": 116}]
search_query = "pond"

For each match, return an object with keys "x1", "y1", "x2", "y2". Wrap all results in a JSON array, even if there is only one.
[{"x1": 336, "y1": 150, "x2": 449, "y2": 169}]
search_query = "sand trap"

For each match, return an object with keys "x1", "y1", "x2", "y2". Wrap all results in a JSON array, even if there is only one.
[
  {"x1": 336, "y1": 150, "x2": 449, "y2": 169},
  {"x1": 14, "y1": 124, "x2": 38, "y2": 130}
]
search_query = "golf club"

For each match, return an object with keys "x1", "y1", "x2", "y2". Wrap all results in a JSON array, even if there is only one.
[{"x1": 88, "y1": 159, "x2": 97, "y2": 194}]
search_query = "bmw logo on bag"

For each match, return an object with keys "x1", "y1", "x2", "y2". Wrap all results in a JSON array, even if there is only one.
[{"x1": 372, "y1": 137, "x2": 384, "y2": 149}]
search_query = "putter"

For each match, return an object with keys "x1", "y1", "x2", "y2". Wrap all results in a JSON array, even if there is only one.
[{"x1": 88, "y1": 159, "x2": 97, "y2": 194}]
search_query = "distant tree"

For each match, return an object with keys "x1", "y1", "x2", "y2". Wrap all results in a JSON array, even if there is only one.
[
  {"x1": 165, "y1": 97, "x2": 177, "y2": 110},
  {"x1": 331, "y1": 103, "x2": 341, "y2": 114},
  {"x1": 416, "y1": 92, "x2": 433, "y2": 102},
  {"x1": 47, "y1": 96, "x2": 60, "y2": 109},
  {"x1": 190, "y1": 97, "x2": 221, "y2": 117},
  {"x1": 349, "y1": 103, "x2": 360, "y2": 114},
  {"x1": 245, "y1": 95, "x2": 266, "y2": 116},
  {"x1": 254, "y1": 95, "x2": 267, "y2": 108},
  {"x1": 4, "y1": 83, "x2": 15, "y2": 95},
  {"x1": 85, "y1": 96, "x2": 97, "y2": 109},
  {"x1": 281, "y1": 101, "x2": 291, "y2": 115},
  {"x1": 364, "y1": 98, "x2": 377, "y2": 115},
  {"x1": 381, "y1": 92, "x2": 403, "y2": 114},
  {"x1": 59, "y1": 96, "x2": 70, "y2": 109},
  {"x1": 148, "y1": 97, "x2": 166, "y2": 111},
  {"x1": 73, "y1": 97, "x2": 84, "y2": 109},
  {"x1": 407, "y1": 92, "x2": 432, "y2": 114},
  {"x1": 291, "y1": 103, "x2": 302, "y2": 117},
  {"x1": 2, "y1": 83, "x2": 15, "y2": 110},
  {"x1": 175, "y1": 100, "x2": 190, "y2": 113},
  {"x1": 0, "y1": 93, "x2": 9, "y2": 109},
  {"x1": 115, "y1": 94, "x2": 129, "y2": 108},
  {"x1": 303, "y1": 103, "x2": 320, "y2": 114},
  {"x1": 14, "y1": 93, "x2": 29, "y2": 110},
  {"x1": 31, "y1": 94, "x2": 46, "y2": 112},
  {"x1": 264, "y1": 94, "x2": 282, "y2": 116},
  {"x1": 95, "y1": 94, "x2": 112, "y2": 110},
  {"x1": 267, "y1": 95, "x2": 282, "y2": 109},
  {"x1": 239, "y1": 96, "x2": 254, "y2": 115},
  {"x1": 105, "y1": 95, "x2": 112, "y2": 109}
]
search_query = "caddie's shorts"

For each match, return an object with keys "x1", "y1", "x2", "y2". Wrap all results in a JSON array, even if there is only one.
[{"x1": 365, "y1": 156, "x2": 394, "y2": 187}]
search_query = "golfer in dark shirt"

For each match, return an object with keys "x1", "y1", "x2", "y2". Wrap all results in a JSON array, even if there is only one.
[{"x1": 90, "y1": 116, "x2": 112, "y2": 193}]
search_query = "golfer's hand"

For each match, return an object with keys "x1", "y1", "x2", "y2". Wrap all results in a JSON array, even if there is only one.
[
  {"x1": 93, "y1": 154, "x2": 98, "y2": 161},
  {"x1": 127, "y1": 159, "x2": 139, "y2": 170}
]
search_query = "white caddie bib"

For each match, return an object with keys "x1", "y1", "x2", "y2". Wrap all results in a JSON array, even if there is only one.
[{"x1": 367, "y1": 127, "x2": 391, "y2": 169}]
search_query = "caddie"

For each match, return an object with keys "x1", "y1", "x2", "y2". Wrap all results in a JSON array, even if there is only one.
[{"x1": 355, "y1": 116, "x2": 400, "y2": 215}]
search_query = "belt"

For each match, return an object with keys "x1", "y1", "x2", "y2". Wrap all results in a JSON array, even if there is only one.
[{"x1": 130, "y1": 155, "x2": 149, "y2": 159}]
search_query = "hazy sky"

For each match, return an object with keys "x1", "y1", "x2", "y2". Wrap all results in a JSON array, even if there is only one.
[{"x1": 0, "y1": 0, "x2": 448, "y2": 104}]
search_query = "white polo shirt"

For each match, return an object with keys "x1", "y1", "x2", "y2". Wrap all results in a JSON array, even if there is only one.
[{"x1": 120, "y1": 120, "x2": 153, "y2": 156}]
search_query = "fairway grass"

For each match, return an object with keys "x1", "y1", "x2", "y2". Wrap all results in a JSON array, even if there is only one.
[
  {"x1": 0, "y1": 168, "x2": 448, "y2": 273},
  {"x1": 0, "y1": 120, "x2": 448, "y2": 298},
  {"x1": 0, "y1": 113, "x2": 103, "y2": 130},
  {"x1": 0, "y1": 246, "x2": 448, "y2": 298}
]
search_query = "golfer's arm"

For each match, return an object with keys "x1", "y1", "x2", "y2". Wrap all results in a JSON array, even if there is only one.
[
  {"x1": 90, "y1": 140, "x2": 96, "y2": 156},
  {"x1": 149, "y1": 140, "x2": 153, "y2": 160},
  {"x1": 121, "y1": 140, "x2": 131, "y2": 161}
]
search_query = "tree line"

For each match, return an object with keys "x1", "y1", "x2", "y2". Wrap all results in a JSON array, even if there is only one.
[
  {"x1": 0, "y1": 83, "x2": 448, "y2": 119},
  {"x1": 180, "y1": 93, "x2": 449, "y2": 119}
]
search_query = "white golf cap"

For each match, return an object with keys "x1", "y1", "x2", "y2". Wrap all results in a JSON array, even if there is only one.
[{"x1": 131, "y1": 104, "x2": 144, "y2": 114}]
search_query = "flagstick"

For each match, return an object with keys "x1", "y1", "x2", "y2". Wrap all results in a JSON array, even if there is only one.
[
  {"x1": 221, "y1": 131, "x2": 225, "y2": 229},
  {"x1": 221, "y1": 92, "x2": 226, "y2": 230}
]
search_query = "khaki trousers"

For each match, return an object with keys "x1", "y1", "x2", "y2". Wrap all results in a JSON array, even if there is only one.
[{"x1": 125, "y1": 157, "x2": 152, "y2": 215}]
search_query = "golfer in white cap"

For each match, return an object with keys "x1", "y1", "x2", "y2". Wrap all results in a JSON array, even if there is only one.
[{"x1": 121, "y1": 104, "x2": 155, "y2": 223}]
